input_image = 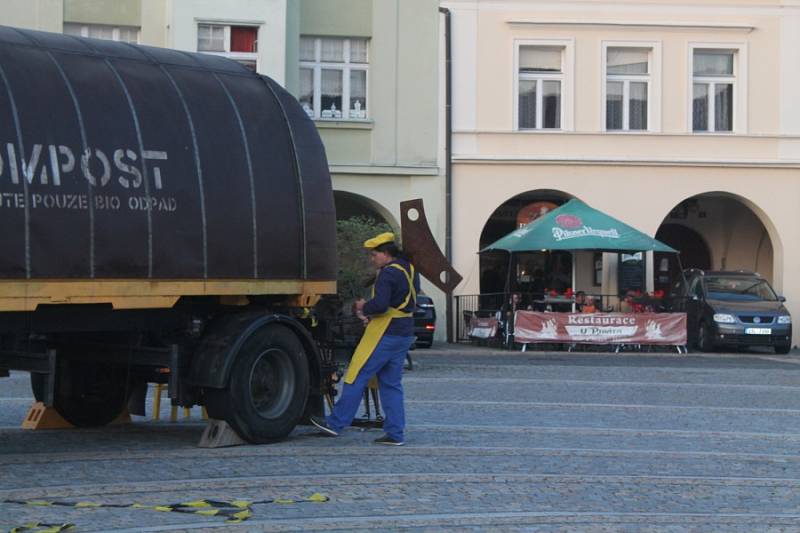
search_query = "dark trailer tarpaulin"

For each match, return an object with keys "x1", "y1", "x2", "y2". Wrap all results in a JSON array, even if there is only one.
[{"x1": 0, "y1": 26, "x2": 336, "y2": 282}]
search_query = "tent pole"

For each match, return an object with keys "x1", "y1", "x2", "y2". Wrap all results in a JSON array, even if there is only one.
[
  {"x1": 504, "y1": 251, "x2": 513, "y2": 305},
  {"x1": 571, "y1": 252, "x2": 576, "y2": 312}
]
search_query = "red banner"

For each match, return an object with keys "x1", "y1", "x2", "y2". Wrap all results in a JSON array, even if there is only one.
[{"x1": 514, "y1": 311, "x2": 687, "y2": 345}]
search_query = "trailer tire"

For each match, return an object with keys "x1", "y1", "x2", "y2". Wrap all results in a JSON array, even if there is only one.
[
  {"x1": 205, "y1": 324, "x2": 309, "y2": 444},
  {"x1": 31, "y1": 359, "x2": 130, "y2": 427}
]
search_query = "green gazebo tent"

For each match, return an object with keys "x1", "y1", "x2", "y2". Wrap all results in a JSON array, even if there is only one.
[{"x1": 481, "y1": 199, "x2": 678, "y2": 303}]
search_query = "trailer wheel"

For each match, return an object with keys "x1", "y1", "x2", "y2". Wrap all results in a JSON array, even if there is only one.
[
  {"x1": 205, "y1": 324, "x2": 309, "y2": 443},
  {"x1": 31, "y1": 359, "x2": 130, "y2": 427}
]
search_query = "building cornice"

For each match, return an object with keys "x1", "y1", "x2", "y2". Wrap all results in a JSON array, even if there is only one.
[
  {"x1": 453, "y1": 130, "x2": 800, "y2": 140},
  {"x1": 506, "y1": 19, "x2": 755, "y2": 32},
  {"x1": 452, "y1": 155, "x2": 800, "y2": 169},
  {"x1": 330, "y1": 165, "x2": 441, "y2": 176}
]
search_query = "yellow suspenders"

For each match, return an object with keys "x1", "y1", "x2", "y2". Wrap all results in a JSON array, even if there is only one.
[{"x1": 343, "y1": 263, "x2": 416, "y2": 384}]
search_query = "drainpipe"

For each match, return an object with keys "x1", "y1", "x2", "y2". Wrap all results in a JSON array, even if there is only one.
[{"x1": 439, "y1": 6, "x2": 453, "y2": 343}]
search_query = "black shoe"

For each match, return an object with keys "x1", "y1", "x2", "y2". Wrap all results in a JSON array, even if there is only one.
[
  {"x1": 310, "y1": 416, "x2": 338, "y2": 437},
  {"x1": 373, "y1": 434, "x2": 404, "y2": 446}
]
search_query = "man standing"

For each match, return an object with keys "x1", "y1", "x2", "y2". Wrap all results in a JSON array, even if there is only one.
[{"x1": 311, "y1": 232, "x2": 419, "y2": 445}]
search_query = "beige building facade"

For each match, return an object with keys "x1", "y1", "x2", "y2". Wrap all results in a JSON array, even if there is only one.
[{"x1": 445, "y1": 0, "x2": 800, "y2": 345}]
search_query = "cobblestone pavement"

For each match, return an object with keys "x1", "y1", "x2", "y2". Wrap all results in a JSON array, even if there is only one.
[{"x1": 3, "y1": 346, "x2": 800, "y2": 531}]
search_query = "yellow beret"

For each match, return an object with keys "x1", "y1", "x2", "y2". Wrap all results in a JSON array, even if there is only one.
[{"x1": 363, "y1": 232, "x2": 395, "y2": 249}]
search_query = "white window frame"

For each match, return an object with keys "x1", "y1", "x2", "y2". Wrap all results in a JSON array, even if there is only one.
[
  {"x1": 197, "y1": 22, "x2": 260, "y2": 70},
  {"x1": 513, "y1": 39, "x2": 574, "y2": 132},
  {"x1": 601, "y1": 41, "x2": 661, "y2": 133},
  {"x1": 299, "y1": 36, "x2": 369, "y2": 122},
  {"x1": 688, "y1": 42, "x2": 748, "y2": 134},
  {"x1": 63, "y1": 23, "x2": 140, "y2": 44}
]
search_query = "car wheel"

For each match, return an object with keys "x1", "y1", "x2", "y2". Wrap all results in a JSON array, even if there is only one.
[
  {"x1": 697, "y1": 321, "x2": 715, "y2": 352},
  {"x1": 774, "y1": 344, "x2": 791, "y2": 355}
]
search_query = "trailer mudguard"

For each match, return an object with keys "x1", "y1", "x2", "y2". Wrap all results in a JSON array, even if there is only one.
[{"x1": 188, "y1": 312, "x2": 322, "y2": 391}]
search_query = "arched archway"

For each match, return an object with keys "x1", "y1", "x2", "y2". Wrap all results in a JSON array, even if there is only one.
[
  {"x1": 656, "y1": 193, "x2": 779, "y2": 291},
  {"x1": 333, "y1": 190, "x2": 398, "y2": 232},
  {"x1": 479, "y1": 189, "x2": 575, "y2": 295},
  {"x1": 654, "y1": 224, "x2": 712, "y2": 292}
]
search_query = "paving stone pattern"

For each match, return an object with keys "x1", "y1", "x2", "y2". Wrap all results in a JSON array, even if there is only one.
[{"x1": 2, "y1": 347, "x2": 800, "y2": 531}]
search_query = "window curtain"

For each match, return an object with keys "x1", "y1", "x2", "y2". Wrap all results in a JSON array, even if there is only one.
[
  {"x1": 350, "y1": 39, "x2": 368, "y2": 63},
  {"x1": 693, "y1": 51, "x2": 733, "y2": 76},
  {"x1": 629, "y1": 82, "x2": 648, "y2": 130},
  {"x1": 321, "y1": 38, "x2": 344, "y2": 62},
  {"x1": 300, "y1": 37, "x2": 315, "y2": 61},
  {"x1": 519, "y1": 46, "x2": 561, "y2": 73},
  {"x1": 231, "y1": 26, "x2": 257, "y2": 53},
  {"x1": 714, "y1": 84, "x2": 733, "y2": 131},
  {"x1": 607, "y1": 48, "x2": 648, "y2": 75},
  {"x1": 349, "y1": 70, "x2": 367, "y2": 118},
  {"x1": 518, "y1": 80, "x2": 537, "y2": 128}
]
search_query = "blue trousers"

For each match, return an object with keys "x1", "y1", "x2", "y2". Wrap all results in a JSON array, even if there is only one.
[{"x1": 327, "y1": 334, "x2": 414, "y2": 441}]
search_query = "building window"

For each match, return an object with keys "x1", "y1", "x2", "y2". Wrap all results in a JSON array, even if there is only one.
[
  {"x1": 518, "y1": 46, "x2": 563, "y2": 129},
  {"x1": 197, "y1": 23, "x2": 259, "y2": 71},
  {"x1": 606, "y1": 47, "x2": 650, "y2": 131},
  {"x1": 299, "y1": 36, "x2": 369, "y2": 121},
  {"x1": 63, "y1": 23, "x2": 140, "y2": 43},
  {"x1": 692, "y1": 50, "x2": 735, "y2": 132}
]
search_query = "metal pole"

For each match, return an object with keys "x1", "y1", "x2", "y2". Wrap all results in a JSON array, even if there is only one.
[
  {"x1": 440, "y1": 7, "x2": 453, "y2": 343},
  {"x1": 571, "y1": 252, "x2": 577, "y2": 312}
]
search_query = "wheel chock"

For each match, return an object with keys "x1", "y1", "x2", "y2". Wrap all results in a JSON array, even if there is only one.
[
  {"x1": 22, "y1": 402, "x2": 132, "y2": 430},
  {"x1": 198, "y1": 419, "x2": 247, "y2": 448},
  {"x1": 21, "y1": 402, "x2": 72, "y2": 430}
]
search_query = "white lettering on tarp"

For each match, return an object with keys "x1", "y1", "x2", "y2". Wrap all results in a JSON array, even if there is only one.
[
  {"x1": 6, "y1": 143, "x2": 19, "y2": 184},
  {"x1": 95, "y1": 195, "x2": 121, "y2": 210},
  {"x1": 32, "y1": 193, "x2": 89, "y2": 210},
  {"x1": 21, "y1": 144, "x2": 45, "y2": 185},
  {"x1": 113, "y1": 149, "x2": 142, "y2": 189},
  {"x1": 80, "y1": 147, "x2": 111, "y2": 187},
  {"x1": 57, "y1": 145, "x2": 75, "y2": 176},
  {"x1": 1, "y1": 192, "x2": 175, "y2": 212},
  {"x1": 128, "y1": 195, "x2": 177, "y2": 212},
  {"x1": 142, "y1": 150, "x2": 167, "y2": 190},
  {"x1": 552, "y1": 226, "x2": 620, "y2": 242},
  {"x1": 0, "y1": 143, "x2": 168, "y2": 191},
  {"x1": 48, "y1": 145, "x2": 60, "y2": 186},
  {"x1": 0, "y1": 192, "x2": 25, "y2": 208}
]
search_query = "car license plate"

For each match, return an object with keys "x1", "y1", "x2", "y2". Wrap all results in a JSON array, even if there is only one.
[{"x1": 745, "y1": 328, "x2": 772, "y2": 335}]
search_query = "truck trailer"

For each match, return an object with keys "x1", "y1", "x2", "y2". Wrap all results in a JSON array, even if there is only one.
[{"x1": 0, "y1": 26, "x2": 341, "y2": 443}]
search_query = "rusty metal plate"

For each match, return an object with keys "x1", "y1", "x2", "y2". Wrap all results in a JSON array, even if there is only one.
[{"x1": 400, "y1": 199, "x2": 462, "y2": 293}]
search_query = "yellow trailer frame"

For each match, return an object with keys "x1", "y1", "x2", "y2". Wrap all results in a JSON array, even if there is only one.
[{"x1": 0, "y1": 280, "x2": 337, "y2": 312}]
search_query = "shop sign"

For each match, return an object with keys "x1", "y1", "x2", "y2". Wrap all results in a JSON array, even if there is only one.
[{"x1": 514, "y1": 311, "x2": 687, "y2": 345}]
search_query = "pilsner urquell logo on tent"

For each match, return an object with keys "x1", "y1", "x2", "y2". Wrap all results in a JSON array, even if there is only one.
[
  {"x1": 552, "y1": 213, "x2": 620, "y2": 242},
  {"x1": 555, "y1": 214, "x2": 582, "y2": 229}
]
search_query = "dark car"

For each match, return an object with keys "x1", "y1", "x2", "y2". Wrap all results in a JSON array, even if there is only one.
[
  {"x1": 413, "y1": 294, "x2": 437, "y2": 348},
  {"x1": 668, "y1": 269, "x2": 792, "y2": 354}
]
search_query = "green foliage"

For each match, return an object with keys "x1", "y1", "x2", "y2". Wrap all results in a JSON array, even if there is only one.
[{"x1": 336, "y1": 216, "x2": 393, "y2": 302}]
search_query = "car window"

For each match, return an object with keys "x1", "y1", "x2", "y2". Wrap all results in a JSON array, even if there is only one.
[
  {"x1": 704, "y1": 276, "x2": 778, "y2": 301},
  {"x1": 669, "y1": 278, "x2": 685, "y2": 298}
]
